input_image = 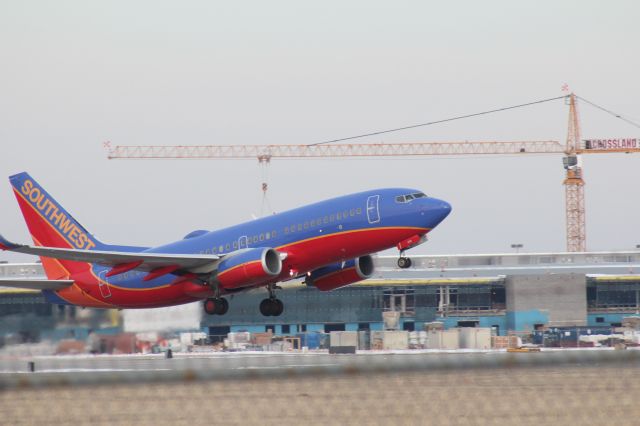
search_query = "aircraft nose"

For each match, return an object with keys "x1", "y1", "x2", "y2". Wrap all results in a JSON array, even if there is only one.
[{"x1": 428, "y1": 198, "x2": 452, "y2": 225}]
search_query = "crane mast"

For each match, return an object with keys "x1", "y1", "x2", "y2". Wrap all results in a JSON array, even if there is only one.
[{"x1": 563, "y1": 93, "x2": 586, "y2": 252}]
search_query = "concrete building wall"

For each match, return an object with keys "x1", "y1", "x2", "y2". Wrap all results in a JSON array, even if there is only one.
[{"x1": 506, "y1": 273, "x2": 587, "y2": 330}]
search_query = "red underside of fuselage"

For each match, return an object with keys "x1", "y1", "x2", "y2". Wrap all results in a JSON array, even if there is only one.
[
  {"x1": 277, "y1": 226, "x2": 423, "y2": 279},
  {"x1": 57, "y1": 226, "x2": 426, "y2": 309}
]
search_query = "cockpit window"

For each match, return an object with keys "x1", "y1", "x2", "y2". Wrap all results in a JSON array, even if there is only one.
[{"x1": 395, "y1": 192, "x2": 428, "y2": 203}]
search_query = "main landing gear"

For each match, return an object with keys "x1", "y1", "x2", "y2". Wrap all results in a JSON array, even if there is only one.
[
  {"x1": 260, "y1": 284, "x2": 284, "y2": 316},
  {"x1": 397, "y1": 251, "x2": 412, "y2": 269},
  {"x1": 260, "y1": 298, "x2": 284, "y2": 316},
  {"x1": 204, "y1": 297, "x2": 229, "y2": 315}
]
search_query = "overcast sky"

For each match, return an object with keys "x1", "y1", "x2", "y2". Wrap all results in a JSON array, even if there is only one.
[{"x1": 1, "y1": 1, "x2": 639, "y2": 263}]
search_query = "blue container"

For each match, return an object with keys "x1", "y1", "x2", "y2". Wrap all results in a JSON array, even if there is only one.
[{"x1": 297, "y1": 332, "x2": 324, "y2": 349}]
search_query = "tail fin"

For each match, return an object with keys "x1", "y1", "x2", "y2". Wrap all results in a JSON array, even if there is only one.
[{"x1": 9, "y1": 172, "x2": 106, "y2": 278}]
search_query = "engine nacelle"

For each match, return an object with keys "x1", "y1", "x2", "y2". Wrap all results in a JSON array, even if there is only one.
[
  {"x1": 216, "y1": 247, "x2": 282, "y2": 289},
  {"x1": 307, "y1": 255, "x2": 375, "y2": 291}
]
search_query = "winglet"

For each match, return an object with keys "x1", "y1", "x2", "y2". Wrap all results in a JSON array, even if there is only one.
[{"x1": 0, "y1": 234, "x2": 21, "y2": 251}]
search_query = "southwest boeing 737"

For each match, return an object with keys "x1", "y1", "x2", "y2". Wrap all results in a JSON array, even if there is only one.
[{"x1": 0, "y1": 172, "x2": 451, "y2": 316}]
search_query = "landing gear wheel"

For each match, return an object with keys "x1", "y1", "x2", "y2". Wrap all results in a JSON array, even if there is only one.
[
  {"x1": 272, "y1": 299, "x2": 284, "y2": 316},
  {"x1": 398, "y1": 257, "x2": 412, "y2": 269},
  {"x1": 259, "y1": 298, "x2": 284, "y2": 316},
  {"x1": 204, "y1": 298, "x2": 217, "y2": 315},
  {"x1": 215, "y1": 297, "x2": 229, "y2": 315},
  {"x1": 204, "y1": 297, "x2": 229, "y2": 315},
  {"x1": 260, "y1": 298, "x2": 274, "y2": 316}
]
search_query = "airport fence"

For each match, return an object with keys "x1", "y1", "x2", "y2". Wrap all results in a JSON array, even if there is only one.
[{"x1": 1, "y1": 348, "x2": 640, "y2": 425}]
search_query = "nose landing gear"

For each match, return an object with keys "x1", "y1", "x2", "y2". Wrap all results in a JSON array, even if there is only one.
[
  {"x1": 397, "y1": 257, "x2": 412, "y2": 269},
  {"x1": 396, "y1": 235, "x2": 425, "y2": 269},
  {"x1": 397, "y1": 250, "x2": 412, "y2": 269}
]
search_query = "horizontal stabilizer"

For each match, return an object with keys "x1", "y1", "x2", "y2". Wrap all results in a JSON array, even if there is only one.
[
  {"x1": 0, "y1": 278, "x2": 74, "y2": 291},
  {"x1": 0, "y1": 234, "x2": 20, "y2": 251}
]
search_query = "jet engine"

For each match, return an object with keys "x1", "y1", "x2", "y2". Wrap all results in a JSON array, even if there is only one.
[
  {"x1": 306, "y1": 255, "x2": 375, "y2": 291},
  {"x1": 215, "y1": 247, "x2": 282, "y2": 289}
]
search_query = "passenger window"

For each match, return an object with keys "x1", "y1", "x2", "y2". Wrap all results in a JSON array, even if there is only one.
[
  {"x1": 330, "y1": 214, "x2": 335, "y2": 222},
  {"x1": 233, "y1": 242, "x2": 238, "y2": 249},
  {"x1": 260, "y1": 234, "x2": 264, "y2": 241},
  {"x1": 356, "y1": 208, "x2": 361, "y2": 215},
  {"x1": 350, "y1": 209, "x2": 355, "y2": 217},
  {"x1": 290, "y1": 225, "x2": 295, "y2": 233},
  {"x1": 219, "y1": 245, "x2": 224, "y2": 252},
  {"x1": 271, "y1": 231, "x2": 276, "y2": 238},
  {"x1": 343, "y1": 211, "x2": 348, "y2": 218},
  {"x1": 265, "y1": 232, "x2": 270, "y2": 240},
  {"x1": 337, "y1": 212, "x2": 341, "y2": 220},
  {"x1": 304, "y1": 221, "x2": 309, "y2": 229},
  {"x1": 284, "y1": 227, "x2": 289, "y2": 234},
  {"x1": 225, "y1": 243, "x2": 230, "y2": 250},
  {"x1": 253, "y1": 236, "x2": 258, "y2": 243},
  {"x1": 310, "y1": 219, "x2": 316, "y2": 227},
  {"x1": 212, "y1": 247, "x2": 217, "y2": 254},
  {"x1": 323, "y1": 216, "x2": 328, "y2": 224},
  {"x1": 297, "y1": 224, "x2": 303, "y2": 231}
]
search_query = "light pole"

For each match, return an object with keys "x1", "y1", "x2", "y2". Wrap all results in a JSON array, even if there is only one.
[{"x1": 511, "y1": 244, "x2": 523, "y2": 253}]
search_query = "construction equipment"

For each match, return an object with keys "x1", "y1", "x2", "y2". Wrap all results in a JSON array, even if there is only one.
[{"x1": 106, "y1": 93, "x2": 640, "y2": 252}]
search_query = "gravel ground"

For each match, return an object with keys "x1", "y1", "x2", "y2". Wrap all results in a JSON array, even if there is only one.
[{"x1": 2, "y1": 364, "x2": 640, "y2": 425}]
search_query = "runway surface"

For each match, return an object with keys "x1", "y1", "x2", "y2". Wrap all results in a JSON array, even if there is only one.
[
  {"x1": 1, "y1": 351, "x2": 346, "y2": 374},
  {"x1": 2, "y1": 348, "x2": 639, "y2": 374},
  {"x1": 1, "y1": 348, "x2": 632, "y2": 375}
]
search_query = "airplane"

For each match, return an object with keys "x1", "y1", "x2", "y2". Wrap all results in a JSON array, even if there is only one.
[{"x1": 0, "y1": 172, "x2": 451, "y2": 316}]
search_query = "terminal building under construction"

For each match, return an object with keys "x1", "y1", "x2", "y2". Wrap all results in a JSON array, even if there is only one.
[{"x1": 2, "y1": 251, "x2": 640, "y2": 342}]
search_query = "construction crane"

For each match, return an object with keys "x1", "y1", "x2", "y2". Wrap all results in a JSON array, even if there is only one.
[
  {"x1": 563, "y1": 94, "x2": 586, "y2": 251},
  {"x1": 106, "y1": 93, "x2": 640, "y2": 252}
]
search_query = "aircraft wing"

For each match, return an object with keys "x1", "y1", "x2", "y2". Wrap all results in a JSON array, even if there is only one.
[
  {"x1": 0, "y1": 278, "x2": 74, "y2": 291},
  {"x1": 0, "y1": 234, "x2": 220, "y2": 273}
]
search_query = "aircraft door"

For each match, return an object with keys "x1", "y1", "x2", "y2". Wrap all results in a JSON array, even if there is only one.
[
  {"x1": 238, "y1": 235, "x2": 249, "y2": 249},
  {"x1": 97, "y1": 270, "x2": 112, "y2": 299},
  {"x1": 366, "y1": 195, "x2": 381, "y2": 224}
]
